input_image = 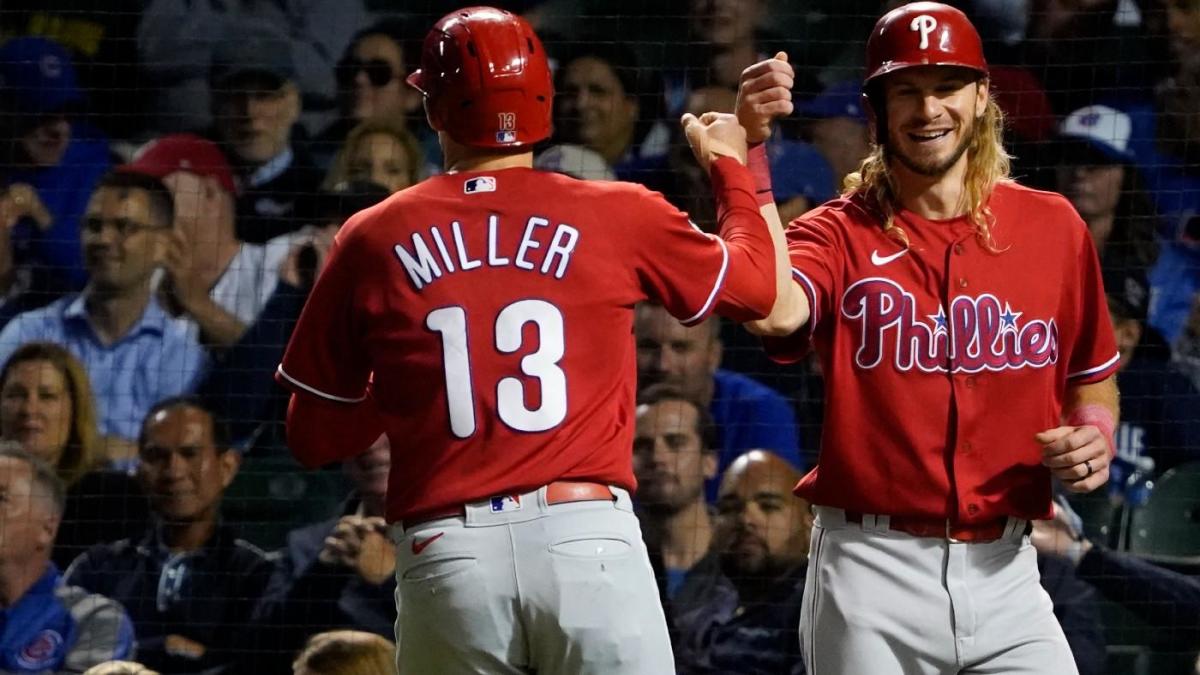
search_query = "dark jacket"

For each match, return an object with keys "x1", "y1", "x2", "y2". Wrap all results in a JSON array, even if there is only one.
[
  {"x1": 1038, "y1": 552, "x2": 1107, "y2": 675},
  {"x1": 253, "y1": 498, "x2": 397, "y2": 672},
  {"x1": 64, "y1": 522, "x2": 273, "y2": 674}
]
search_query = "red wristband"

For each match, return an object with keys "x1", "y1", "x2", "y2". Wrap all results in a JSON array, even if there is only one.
[
  {"x1": 747, "y1": 142, "x2": 773, "y2": 207},
  {"x1": 1067, "y1": 404, "x2": 1116, "y2": 457}
]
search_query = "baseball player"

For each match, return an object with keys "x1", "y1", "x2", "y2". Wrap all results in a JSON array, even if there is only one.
[
  {"x1": 736, "y1": 3, "x2": 1121, "y2": 674},
  {"x1": 275, "y1": 6, "x2": 778, "y2": 674}
]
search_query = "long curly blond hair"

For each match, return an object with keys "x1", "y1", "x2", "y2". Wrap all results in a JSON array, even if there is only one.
[{"x1": 842, "y1": 90, "x2": 1011, "y2": 252}]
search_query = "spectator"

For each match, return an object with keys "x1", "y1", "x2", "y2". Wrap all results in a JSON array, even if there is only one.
[
  {"x1": 633, "y1": 385, "x2": 719, "y2": 604},
  {"x1": 0, "y1": 342, "x2": 149, "y2": 568},
  {"x1": 0, "y1": 445, "x2": 136, "y2": 672},
  {"x1": 0, "y1": 183, "x2": 73, "y2": 328},
  {"x1": 137, "y1": 0, "x2": 368, "y2": 134},
  {"x1": 292, "y1": 630, "x2": 397, "y2": 675},
  {"x1": 198, "y1": 181, "x2": 390, "y2": 449},
  {"x1": 635, "y1": 303, "x2": 801, "y2": 499},
  {"x1": 121, "y1": 134, "x2": 291, "y2": 345},
  {"x1": 84, "y1": 663, "x2": 161, "y2": 675},
  {"x1": 767, "y1": 139, "x2": 836, "y2": 224},
  {"x1": 324, "y1": 119, "x2": 422, "y2": 193},
  {"x1": 1032, "y1": 497, "x2": 1200, "y2": 652},
  {"x1": 0, "y1": 3, "x2": 145, "y2": 141},
  {"x1": 255, "y1": 435, "x2": 396, "y2": 660},
  {"x1": 1102, "y1": 265, "x2": 1200, "y2": 499},
  {"x1": 210, "y1": 26, "x2": 324, "y2": 244},
  {"x1": 799, "y1": 81, "x2": 872, "y2": 190},
  {"x1": 0, "y1": 170, "x2": 208, "y2": 459},
  {"x1": 1053, "y1": 105, "x2": 1159, "y2": 272},
  {"x1": 312, "y1": 20, "x2": 425, "y2": 171},
  {"x1": 534, "y1": 144, "x2": 617, "y2": 181},
  {"x1": 0, "y1": 37, "x2": 113, "y2": 289},
  {"x1": 552, "y1": 41, "x2": 671, "y2": 186},
  {"x1": 65, "y1": 397, "x2": 272, "y2": 674},
  {"x1": 673, "y1": 450, "x2": 810, "y2": 675}
]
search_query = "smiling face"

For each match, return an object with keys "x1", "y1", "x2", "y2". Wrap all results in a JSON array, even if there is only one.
[
  {"x1": 0, "y1": 360, "x2": 72, "y2": 466},
  {"x1": 81, "y1": 186, "x2": 168, "y2": 292},
  {"x1": 137, "y1": 404, "x2": 238, "y2": 523},
  {"x1": 557, "y1": 56, "x2": 638, "y2": 162},
  {"x1": 879, "y1": 66, "x2": 987, "y2": 179}
]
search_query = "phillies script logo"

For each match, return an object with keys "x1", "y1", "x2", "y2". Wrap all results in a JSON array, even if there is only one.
[{"x1": 842, "y1": 278, "x2": 1059, "y2": 373}]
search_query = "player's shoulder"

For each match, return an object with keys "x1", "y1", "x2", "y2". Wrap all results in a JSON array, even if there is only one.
[
  {"x1": 787, "y1": 192, "x2": 876, "y2": 236},
  {"x1": 991, "y1": 181, "x2": 1089, "y2": 237},
  {"x1": 991, "y1": 180, "x2": 1078, "y2": 214}
]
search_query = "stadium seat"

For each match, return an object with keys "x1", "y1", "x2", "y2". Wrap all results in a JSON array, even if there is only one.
[{"x1": 1126, "y1": 462, "x2": 1200, "y2": 562}]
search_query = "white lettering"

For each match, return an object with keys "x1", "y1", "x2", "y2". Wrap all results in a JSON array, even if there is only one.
[
  {"x1": 393, "y1": 233, "x2": 442, "y2": 290},
  {"x1": 910, "y1": 15, "x2": 938, "y2": 50},
  {"x1": 541, "y1": 224, "x2": 579, "y2": 279},
  {"x1": 515, "y1": 216, "x2": 549, "y2": 271},
  {"x1": 487, "y1": 214, "x2": 509, "y2": 266},
  {"x1": 452, "y1": 221, "x2": 482, "y2": 270},
  {"x1": 430, "y1": 226, "x2": 456, "y2": 273}
]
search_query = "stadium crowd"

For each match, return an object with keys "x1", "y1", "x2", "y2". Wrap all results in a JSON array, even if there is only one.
[{"x1": 0, "y1": 0, "x2": 1197, "y2": 673}]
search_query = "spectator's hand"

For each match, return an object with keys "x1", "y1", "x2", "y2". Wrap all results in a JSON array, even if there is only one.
[
  {"x1": 1, "y1": 183, "x2": 53, "y2": 231},
  {"x1": 319, "y1": 515, "x2": 395, "y2": 585},
  {"x1": 161, "y1": 229, "x2": 208, "y2": 311},
  {"x1": 1031, "y1": 499, "x2": 1092, "y2": 565},
  {"x1": 279, "y1": 226, "x2": 335, "y2": 289},
  {"x1": 735, "y1": 52, "x2": 794, "y2": 144},
  {"x1": 682, "y1": 112, "x2": 749, "y2": 171},
  {"x1": 1037, "y1": 425, "x2": 1111, "y2": 493}
]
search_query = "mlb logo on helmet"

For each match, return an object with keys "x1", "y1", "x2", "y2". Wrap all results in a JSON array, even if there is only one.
[
  {"x1": 464, "y1": 176, "x2": 497, "y2": 194},
  {"x1": 490, "y1": 494, "x2": 522, "y2": 512},
  {"x1": 496, "y1": 111, "x2": 518, "y2": 144}
]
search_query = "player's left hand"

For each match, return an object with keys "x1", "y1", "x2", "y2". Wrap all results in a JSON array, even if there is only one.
[
  {"x1": 681, "y1": 111, "x2": 749, "y2": 171},
  {"x1": 1036, "y1": 425, "x2": 1111, "y2": 493}
]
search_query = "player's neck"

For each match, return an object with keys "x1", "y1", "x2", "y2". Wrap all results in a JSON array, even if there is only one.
[
  {"x1": 442, "y1": 138, "x2": 534, "y2": 174},
  {"x1": 892, "y1": 155, "x2": 970, "y2": 221}
]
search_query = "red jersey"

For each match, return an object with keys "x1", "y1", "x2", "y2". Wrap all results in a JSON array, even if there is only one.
[
  {"x1": 764, "y1": 182, "x2": 1119, "y2": 523},
  {"x1": 278, "y1": 160, "x2": 773, "y2": 522}
]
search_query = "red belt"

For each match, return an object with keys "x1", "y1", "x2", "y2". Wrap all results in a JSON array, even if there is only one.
[
  {"x1": 844, "y1": 511, "x2": 1020, "y2": 542},
  {"x1": 403, "y1": 481, "x2": 614, "y2": 530}
]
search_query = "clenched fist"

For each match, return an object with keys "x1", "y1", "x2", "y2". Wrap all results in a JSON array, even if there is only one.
[
  {"x1": 681, "y1": 111, "x2": 749, "y2": 171},
  {"x1": 736, "y1": 52, "x2": 795, "y2": 144}
]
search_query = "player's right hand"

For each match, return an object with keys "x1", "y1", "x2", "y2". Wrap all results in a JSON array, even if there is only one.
[
  {"x1": 736, "y1": 52, "x2": 794, "y2": 144},
  {"x1": 681, "y1": 111, "x2": 749, "y2": 171}
]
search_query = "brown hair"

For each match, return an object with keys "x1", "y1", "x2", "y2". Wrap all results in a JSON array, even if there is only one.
[
  {"x1": 325, "y1": 118, "x2": 423, "y2": 191},
  {"x1": 0, "y1": 342, "x2": 100, "y2": 486},
  {"x1": 843, "y1": 88, "x2": 1012, "y2": 251},
  {"x1": 293, "y1": 630, "x2": 397, "y2": 675}
]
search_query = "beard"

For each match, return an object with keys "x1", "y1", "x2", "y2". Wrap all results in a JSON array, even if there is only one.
[{"x1": 889, "y1": 118, "x2": 977, "y2": 178}]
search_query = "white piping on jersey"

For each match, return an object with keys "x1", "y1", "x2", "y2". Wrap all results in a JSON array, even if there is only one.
[
  {"x1": 1067, "y1": 352, "x2": 1121, "y2": 380},
  {"x1": 791, "y1": 267, "x2": 822, "y2": 337},
  {"x1": 682, "y1": 230, "x2": 729, "y2": 325},
  {"x1": 276, "y1": 365, "x2": 367, "y2": 403}
]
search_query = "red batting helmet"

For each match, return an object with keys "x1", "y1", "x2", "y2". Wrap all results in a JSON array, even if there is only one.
[
  {"x1": 406, "y1": 7, "x2": 553, "y2": 149},
  {"x1": 864, "y1": 2, "x2": 987, "y2": 87}
]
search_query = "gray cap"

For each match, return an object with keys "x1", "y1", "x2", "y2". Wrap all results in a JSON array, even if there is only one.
[{"x1": 210, "y1": 23, "x2": 295, "y2": 89}]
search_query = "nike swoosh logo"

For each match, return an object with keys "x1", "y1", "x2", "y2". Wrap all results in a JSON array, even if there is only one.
[
  {"x1": 411, "y1": 532, "x2": 445, "y2": 555},
  {"x1": 870, "y1": 248, "x2": 910, "y2": 265}
]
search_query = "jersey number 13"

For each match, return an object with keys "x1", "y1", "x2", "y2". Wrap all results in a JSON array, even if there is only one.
[{"x1": 426, "y1": 299, "x2": 566, "y2": 438}]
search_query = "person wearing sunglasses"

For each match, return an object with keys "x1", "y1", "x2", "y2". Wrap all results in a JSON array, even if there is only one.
[{"x1": 312, "y1": 20, "x2": 426, "y2": 172}]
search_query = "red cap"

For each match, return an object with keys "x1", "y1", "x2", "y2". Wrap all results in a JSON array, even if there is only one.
[
  {"x1": 406, "y1": 6, "x2": 553, "y2": 149},
  {"x1": 120, "y1": 134, "x2": 238, "y2": 194},
  {"x1": 865, "y1": 2, "x2": 987, "y2": 87}
]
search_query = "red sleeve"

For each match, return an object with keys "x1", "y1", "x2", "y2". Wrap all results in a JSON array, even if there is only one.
[
  {"x1": 761, "y1": 214, "x2": 844, "y2": 363},
  {"x1": 285, "y1": 391, "x2": 385, "y2": 467},
  {"x1": 1066, "y1": 224, "x2": 1121, "y2": 383},
  {"x1": 630, "y1": 157, "x2": 774, "y2": 324},
  {"x1": 275, "y1": 223, "x2": 373, "y2": 401}
]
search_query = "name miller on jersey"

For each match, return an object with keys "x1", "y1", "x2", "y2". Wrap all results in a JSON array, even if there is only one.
[{"x1": 393, "y1": 214, "x2": 580, "y2": 291}]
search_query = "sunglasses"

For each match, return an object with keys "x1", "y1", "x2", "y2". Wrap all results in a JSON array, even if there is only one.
[{"x1": 339, "y1": 59, "x2": 398, "y2": 88}]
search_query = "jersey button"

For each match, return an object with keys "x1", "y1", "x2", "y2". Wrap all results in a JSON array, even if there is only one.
[
  {"x1": 963, "y1": 441, "x2": 973, "y2": 452},
  {"x1": 965, "y1": 375, "x2": 977, "y2": 388},
  {"x1": 958, "y1": 278, "x2": 969, "y2": 288},
  {"x1": 967, "y1": 504, "x2": 980, "y2": 516},
  {"x1": 953, "y1": 243, "x2": 965, "y2": 255}
]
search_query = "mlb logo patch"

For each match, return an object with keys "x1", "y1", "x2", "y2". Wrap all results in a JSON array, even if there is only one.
[
  {"x1": 495, "y1": 130, "x2": 517, "y2": 144},
  {"x1": 490, "y1": 494, "x2": 522, "y2": 513},
  {"x1": 464, "y1": 176, "x2": 497, "y2": 194}
]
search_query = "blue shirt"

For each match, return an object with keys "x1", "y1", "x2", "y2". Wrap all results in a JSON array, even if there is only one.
[
  {"x1": 0, "y1": 294, "x2": 208, "y2": 439},
  {"x1": 708, "y1": 369, "x2": 802, "y2": 501},
  {"x1": 0, "y1": 564, "x2": 134, "y2": 673},
  {"x1": 5, "y1": 129, "x2": 113, "y2": 290},
  {"x1": 1121, "y1": 99, "x2": 1200, "y2": 241},
  {"x1": 1148, "y1": 242, "x2": 1200, "y2": 345}
]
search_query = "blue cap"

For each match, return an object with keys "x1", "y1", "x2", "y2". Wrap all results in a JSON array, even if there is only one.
[
  {"x1": 0, "y1": 37, "x2": 83, "y2": 115},
  {"x1": 799, "y1": 81, "x2": 867, "y2": 124},
  {"x1": 769, "y1": 139, "x2": 835, "y2": 204}
]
